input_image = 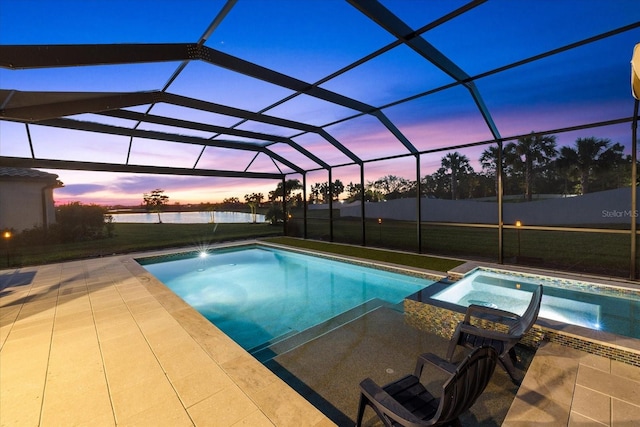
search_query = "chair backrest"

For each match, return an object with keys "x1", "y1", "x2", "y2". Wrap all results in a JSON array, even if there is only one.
[
  {"x1": 510, "y1": 284, "x2": 543, "y2": 336},
  {"x1": 435, "y1": 346, "x2": 498, "y2": 423}
]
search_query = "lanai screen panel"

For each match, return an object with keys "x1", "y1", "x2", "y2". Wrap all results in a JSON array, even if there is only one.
[{"x1": 0, "y1": 0, "x2": 638, "y2": 184}]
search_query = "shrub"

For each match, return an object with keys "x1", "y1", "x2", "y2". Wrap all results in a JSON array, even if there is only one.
[
  {"x1": 265, "y1": 204, "x2": 285, "y2": 225},
  {"x1": 56, "y1": 202, "x2": 109, "y2": 242}
]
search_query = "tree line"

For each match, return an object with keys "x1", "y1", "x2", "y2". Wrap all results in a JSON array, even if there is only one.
[
  {"x1": 306, "y1": 133, "x2": 631, "y2": 203},
  {"x1": 139, "y1": 133, "x2": 632, "y2": 226}
]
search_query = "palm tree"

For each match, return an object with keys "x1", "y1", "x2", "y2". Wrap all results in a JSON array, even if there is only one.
[
  {"x1": 441, "y1": 152, "x2": 474, "y2": 199},
  {"x1": 244, "y1": 192, "x2": 263, "y2": 223},
  {"x1": 270, "y1": 179, "x2": 302, "y2": 203},
  {"x1": 556, "y1": 137, "x2": 625, "y2": 194},
  {"x1": 504, "y1": 133, "x2": 557, "y2": 201},
  {"x1": 331, "y1": 179, "x2": 345, "y2": 201},
  {"x1": 480, "y1": 144, "x2": 503, "y2": 196},
  {"x1": 309, "y1": 183, "x2": 322, "y2": 204}
]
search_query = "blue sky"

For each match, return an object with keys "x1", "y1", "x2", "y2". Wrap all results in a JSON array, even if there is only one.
[{"x1": 1, "y1": 1, "x2": 639, "y2": 206}]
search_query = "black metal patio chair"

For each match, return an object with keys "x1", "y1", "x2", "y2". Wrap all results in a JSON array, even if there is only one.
[
  {"x1": 356, "y1": 346, "x2": 498, "y2": 427},
  {"x1": 446, "y1": 284, "x2": 543, "y2": 385}
]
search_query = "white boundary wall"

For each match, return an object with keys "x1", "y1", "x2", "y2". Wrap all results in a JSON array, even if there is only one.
[{"x1": 337, "y1": 187, "x2": 636, "y2": 226}]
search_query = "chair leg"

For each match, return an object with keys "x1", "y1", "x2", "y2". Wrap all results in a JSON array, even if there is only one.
[
  {"x1": 508, "y1": 347, "x2": 519, "y2": 365},
  {"x1": 355, "y1": 394, "x2": 367, "y2": 427},
  {"x1": 499, "y1": 354, "x2": 522, "y2": 386},
  {"x1": 446, "y1": 327, "x2": 462, "y2": 362}
]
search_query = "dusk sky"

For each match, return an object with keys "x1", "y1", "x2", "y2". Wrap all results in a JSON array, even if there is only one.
[{"x1": 1, "y1": 1, "x2": 639, "y2": 206}]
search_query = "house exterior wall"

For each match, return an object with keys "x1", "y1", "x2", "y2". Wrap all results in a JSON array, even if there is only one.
[{"x1": 0, "y1": 173, "x2": 58, "y2": 232}]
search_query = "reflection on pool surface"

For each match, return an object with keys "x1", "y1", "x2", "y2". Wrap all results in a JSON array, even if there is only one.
[
  {"x1": 432, "y1": 268, "x2": 640, "y2": 338},
  {"x1": 139, "y1": 245, "x2": 435, "y2": 350}
]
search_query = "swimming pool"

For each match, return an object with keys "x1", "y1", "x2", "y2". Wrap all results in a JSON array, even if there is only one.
[
  {"x1": 431, "y1": 268, "x2": 640, "y2": 339},
  {"x1": 139, "y1": 245, "x2": 435, "y2": 351}
]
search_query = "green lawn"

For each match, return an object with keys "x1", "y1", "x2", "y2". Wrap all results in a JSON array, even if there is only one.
[
  {"x1": 288, "y1": 217, "x2": 635, "y2": 277},
  {"x1": 2, "y1": 223, "x2": 281, "y2": 268},
  {"x1": 263, "y1": 236, "x2": 464, "y2": 272},
  {"x1": 2, "y1": 218, "x2": 635, "y2": 278}
]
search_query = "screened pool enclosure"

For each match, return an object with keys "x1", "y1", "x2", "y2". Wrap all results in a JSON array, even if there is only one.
[{"x1": 1, "y1": 0, "x2": 639, "y2": 278}]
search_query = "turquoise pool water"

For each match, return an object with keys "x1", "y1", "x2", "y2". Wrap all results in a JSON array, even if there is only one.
[{"x1": 139, "y1": 246, "x2": 434, "y2": 350}]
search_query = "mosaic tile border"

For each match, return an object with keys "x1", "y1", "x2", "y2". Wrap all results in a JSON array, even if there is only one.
[
  {"x1": 135, "y1": 242, "x2": 255, "y2": 264},
  {"x1": 136, "y1": 241, "x2": 445, "y2": 282},
  {"x1": 474, "y1": 266, "x2": 640, "y2": 301},
  {"x1": 404, "y1": 299, "x2": 640, "y2": 368}
]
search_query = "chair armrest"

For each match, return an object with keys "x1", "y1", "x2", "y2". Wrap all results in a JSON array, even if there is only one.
[
  {"x1": 458, "y1": 322, "x2": 519, "y2": 344},
  {"x1": 359, "y1": 378, "x2": 424, "y2": 425},
  {"x1": 464, "y1": 304, "x2": 520, "y2": 325},
  {"x1": 414, "y1": 352, "x2": 457, "y2": 378}
]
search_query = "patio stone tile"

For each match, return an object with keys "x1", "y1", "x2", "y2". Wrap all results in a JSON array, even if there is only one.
[
  {"x1": 570, "y1": 384, "x2": 610, "y2": 425},
  {"x1": 503, "y1": 343, "x2": 577, "y2": 425},
  {"x1": 49, "y1": 334, "x2": 101, "y2": 370},
  {"x1": 143, "y1": 325, "x2": 196, "y2": 357},
  {"x1": 16, "y1": 301, "x2": 57, "y2": 318},
  {"x1": 6, "y1": 314, "x2": 53, "y2": 332},
  {"x1": 92, "y1": 304, "x2": 132, "y2": 324},
  {"x1": 1, "y1": 327, "x2": 53, "y2": 347},
  {"x1": 188, "y1": 384, "x2": 260, "y2": 427},
  {"x1": 0, "y1": 324, "x2": 14, "y2": 347},
  {"x1": 0, "y1": 289, "x2": 31, "y2": 306},
  {"x1": 611, "y1": 358, "x2": 640, "y2": 382},
  {"x1": 101, "y1": 331, "x2": 162, "y2": 372},
  {"x1": 0, "y1": 386, "x2": 46, "y2": 427},
  {"x1": 250, "y1": 378, "x2": 329, "y2": 427},
  {"x1": 221, "y1": 354, "x2": 280, "y2": 394},
  {"x1": 117, "y1": 401, "x2": 193, "y2": 427},
  {"x1": 133, "y1": 305, "x2": 180, "y2": 330},
  {"x1": 56, "y1": 297, "x2": 91, "y2": 312},
  {"x1": 155, "y1": 342, "x2": 219, "y2": 379},
  {"x1": 0, "y1": 345, "x2": 51, "y2": 426},
  {"x1": 53, "y1": 312, "x2": 95, "y2": 333},
  {"x1": 116, "y1": 282, "x2": 150, "y2": 295},
  {"x1": 612, "y1": 398, "x2": 640, "y2": 426},
  {"x1": 312, "y1": 418, "x2": 339, "y2": 427},
  {"x1": 577, "y1": 352, "x2": 610, "y2": 373},
  {"x1": 171, "y1": 364, "x2": 237, "y2": 408},
  {"x1": 231, "y1": 409, "x2": 276, "y2": 427},
  {"x1": 126, "y1": 296, "x2": 165, "y2": 315},
  {"x1": 110, "y1": 374, "x2": 184, "y2": 423},
  {"x1": 26, "y1": 289, "x2": 60, "y2": 300},
  {"x1": 169, "y1": 308, "x2": 248, "y2": 365},
  {"x1": 57, "y1": 284, "x2": 88, "y2": 296},
  {"x1": 91, "y1": 298, "x2": 128, "y2": 313},
  {"x1": 94, "y1": 309, "x2": 138, "y2": 330},
  {"x1": 568, "y1": 411, "x2": 608, "y2": 426},
  {"x1": 102, "y1": 354, "x2": 164, "y2": 390},
  {"x1": 576, "y1": 364, "x2": 640, "y2": 404},
  {"x1": 41, "y1": 366, "x2": 113, "y2": 427}
]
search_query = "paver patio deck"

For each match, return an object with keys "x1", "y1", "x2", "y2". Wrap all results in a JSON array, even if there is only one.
[
  {"x1": 1, "y1": 249, "x2": 334, "y2": 427},
  {"x1": 2, "y1": 243, "x2": 640, "y2": 426}
]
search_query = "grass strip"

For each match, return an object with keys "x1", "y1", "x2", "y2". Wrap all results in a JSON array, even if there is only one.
[{"x1": 263, "y1": 236, "x2": 464, "y2": 273}]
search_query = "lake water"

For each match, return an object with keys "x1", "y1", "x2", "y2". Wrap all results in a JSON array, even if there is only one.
[{"x1": 109, "y1": 211, "x2": 265, "y2": 224}]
